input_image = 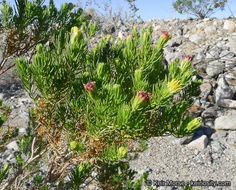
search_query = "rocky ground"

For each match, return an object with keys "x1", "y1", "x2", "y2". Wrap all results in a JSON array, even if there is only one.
[{"x1": 0, "y1": 17, "x2": 236, "y2": 190}]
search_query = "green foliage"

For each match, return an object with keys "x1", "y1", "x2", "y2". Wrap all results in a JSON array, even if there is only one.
[
  {"x1": 16, "y1": 23, "x2": 202, "y2": 188},
  {"x1": 69, "y1": 162, "x2": 92, "y2": 189},
  {"x1": 173, "y1": 0, "x2": 227, "y2": 18},
  {"x1": 33, "y1": 173, "x2": 43, "y2": 188},
  {"x1": 0, "y1": 0, "x2": 13, "y2": 28},
  {"x1": 16, "y1": 23, "x2": 202, "y2": 142},
  {"x1": 16, "y1": 153, "x2": 25, "y2": 167},
  {"x1": 1, "y1": 0, "x2": 91, "y2": 42},
  {"x1": 100, "y1": 143, "x2": 128, "y2": 163},
  {"x1": 0, "y1": 127, "x2": 18, "y2": 151},
  {"x1": 17, "y1": 134, "x2": 33, "y2": 154},
  {"x1": 97, "y1": 160, "x2": 147, "y2": 190},
  {"x1": 0, "y1": 164, "x2": 9, "y2": 183},
  {"x1": 0, "y1": 0, "x2": 92, "y2": 75},
  {"x1": 0, "y1": 99, "x2": 11, "y2": 128}
]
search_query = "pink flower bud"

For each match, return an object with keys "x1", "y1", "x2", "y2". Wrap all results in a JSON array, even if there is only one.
[
  {"x1": 161, "y1": 31, "x2": 171, "y2": 40},
  {"x1": 84, "y1": 81, "x2": 96, "y2": 92},
  {"x1": 132, "y1": 90, "x2": 150, "y2": 111},
  {"x1": 182, "y1": 55, "x2": 192, "y2": 61},
  {"x1": 137, "y1": 91, "x2": 150, "y2": 102},
  {"x1": 126, "y1": 33, "x2": 133, "y2": 38}
]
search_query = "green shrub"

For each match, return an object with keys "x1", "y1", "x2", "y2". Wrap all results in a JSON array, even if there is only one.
[
  {"x1": 173, "y1": 0, "x2": 228, "y2": 19},
  {"x1": 0, "y1": 99, "x2": 10, "y2": 128},
  {"x1": 16, "y1": 24, "x2": 202, "y2": 188},
  {"x1": 0, "y1": 0, "x2": 91, "y2": 75}
]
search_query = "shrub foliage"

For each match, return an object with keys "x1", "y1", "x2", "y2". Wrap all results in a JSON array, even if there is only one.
[
  {"x1": 0, "y1": 2, "x2": 203, "y2": 187},
  {"x1": 173, "y1": 0, "x2": 228, "y2": 18},
  {"x1": 0, "y1": 0, "x2": 91, "y2": 75},
  {"x1": 15, "y1": 20, "x2": 202, "y2": 188}
]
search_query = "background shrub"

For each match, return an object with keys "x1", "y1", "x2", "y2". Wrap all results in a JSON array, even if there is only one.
[{"x1": 173, "y1": 0, "x2": 228, "y2": 18}]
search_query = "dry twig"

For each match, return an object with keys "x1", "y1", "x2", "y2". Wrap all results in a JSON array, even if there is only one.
[{"x1": 1, "y1": 137, "x2": 46, "y2": 190}]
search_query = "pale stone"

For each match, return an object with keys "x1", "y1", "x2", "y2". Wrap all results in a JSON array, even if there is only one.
[
  {"x1": 187, "y1": 135, "x2": 208, "y2": 150},
  {"x1": 215, "y1": 75, "x2": 234, "y2": 102},
  {"x1": 206, "y1": 61, "x2": 224, "y2": 77},
  {"x1": 223, "y1": 20, "x2": 236, "y2": 33},
  {"x1": 204, "y1": 26, "x2": 217, "y2": 35},
  {"x1": 215, "y1": 115, "x2": 236, "y2": 130},
  {"x1": 200, "y1": 82, "x2": 212, "y2": 101},
  {"x1": 229, "y1": 36, "x2": 236, "y2": 53},
  {"x1": 211, "y1": 141, "x2": 226, "y2": 152},
  {"x1": 227, "y1": 131, "x2": 236, "y2": 146},
  {"x1": 19, "y1": 128, "x2": 27, "y2": 135},
  {"x1": 6, "y1": 141, "x2": 19, "y2": 151},
  {"x1": 189, "y1": 34, "x2": 201, "y2": 44},
  {"x1": 217, "y1": 99, "x2": 236, "y2": 109}
]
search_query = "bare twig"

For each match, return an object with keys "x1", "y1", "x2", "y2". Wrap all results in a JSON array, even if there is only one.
[
  {"x1": 0, "y1": 64, "x2": 15, "y2": 75},
  {"x1": 1, "y1": 137, "x2": 46, "y2": 190}
]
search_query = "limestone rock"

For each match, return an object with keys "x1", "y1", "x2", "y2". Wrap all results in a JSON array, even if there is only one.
[
  {"x1": 215, "y1": 114, "x2": 236, "y2": 130},
  {"x1": 223, "y1": 20, "x2": 236, "y2": 33},
  {"x1": 215, "y1": 75, "x2": 234, "y2": 102},
  {"x1": 189, "y1": 34, "x2": 201, "y2": 44},
  {"x1": 200, "y1": 82, "x2": 212, "y2": 101},
  {"x1": 206, "y1": 61, "x2": 224, "y2": 77},
  {"x1": 201, "y1": 107, "x2": 217, "y2": 118},
  {"x1": 229, "y1": 35, "x2": 236, "y2": 53},
  {"x1": 217, "y1": 99, "x2": 236, "y2": 109},
  {"x1": 186, "y1": 135, "x2": 208, "y2": 150},
  {"x1": 210, "y1": 131, "x2": 227, "y2": 140},
  {"x1": 227, "y1": 131, "x2": 236, "y2": 146},
  {"x1": 204, "y1": 26, "x2": 217, "y2": 35},
  {"x1": 6, "y1": 141, "x2": 19, "y2": 151},
  {"x1": 211, "y1": 141, "x2": 226, "y2": 152}
]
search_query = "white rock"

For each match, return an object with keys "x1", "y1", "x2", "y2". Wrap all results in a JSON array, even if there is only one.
[
  {"x1": 217, "y1": 99, "x2": 236, "y2": 109},
  {"x1": 189, "y1": 34, "x2": 201, "y2": 44},
  {"x1": 204, "y1": 26, "x2": 217, "y2": 35},
  {"x1": 215, "y1": 75, "x2": 234, "y2": 102},
  {"x1": 227, "y1": 131, "x2": 236, "y2": 146},
  {"x1": 196, "y1": 22, "x2": 205, "y2": 28},
  {"x1": 224, "y1": 72, "x2": 236, "y2": 92},
  {"x1": 19, "y1": 128, "x2": 27, "y2": 135},
  {"x1": 6, "y1": 141, "x2": 19, "y2": 151},
  {"x1": 211, "y1": 141, "x2": 226, "y2": 152},
  {"x1": 223, "y1": 20, "x2": 236, "y2": 33},
  {"x1": 215, "y1": 114, "x2": 236, "y2": 130},
  {"x1": 187, "y1": 135, "x2": 208, "y2": 150},
  {"x1": 206, "y1": 61, "x2": 225, "y2": 77},
  {"x1": 229, "y1": 35, "x2": 236, "y2": 53}
]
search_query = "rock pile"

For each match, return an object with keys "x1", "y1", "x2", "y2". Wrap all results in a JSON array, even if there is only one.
[{"x1": 0, "y1": 17, "x2": 235, "y2": 189}]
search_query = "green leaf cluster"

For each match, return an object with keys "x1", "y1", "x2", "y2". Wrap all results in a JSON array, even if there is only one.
[
  {"x1": 0, "y1": 99, "x2": 11, "y2": 127},
  {"x1": 0, "y1": 0, "x2": 93, "y2": 75},
  {"x1": 173, "y1": 0, "x2": 227, "y2": 18},
  {"x1": 0, "y1": 164, "x2": 9, "y2": 183},
  {"x1": 69, "y1": 162, "x2": 92, "y2": 189},
  {"x1": 0, "y1": 0, "x2": 91, "y2": 42},
  {"x1": 15, "y1": 23, "x2": 202, "y2": 188},
  {"x1": 16, "y1": 25, "x2": 202, "y2": 142}
]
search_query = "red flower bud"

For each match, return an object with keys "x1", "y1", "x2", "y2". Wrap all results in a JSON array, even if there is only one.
[
  {"x1": 127, "y1": 33, "x2": 133, "y2": 38},
  {"x1": 132, "y1": 90, "x2": 150, "y2": 111},
  {"x1": 84, "y1": 81, "x2": 96, "y2": 92},
  {"x1": 137, "y1": 91, "x2": 150, "y2": 102},
  {"x1": 161, "y1": 31, "x2": 171, "y2": 40},
  {"x1": 182, "y1": 55, "x2": 192, "y2": 61}
]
